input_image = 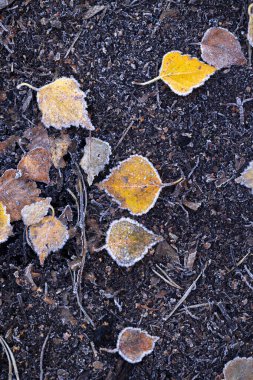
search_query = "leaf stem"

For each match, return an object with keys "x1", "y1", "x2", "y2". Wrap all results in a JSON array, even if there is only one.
[
  {"x1": 17, "y1": 82, "x2": 40, "y2": 91},
  {"x1": 162, "y1": 177, "x2": 184, "y2": 188},
  {"x1": 132, "y1": 75, "x2": 161, "y2": 86}
]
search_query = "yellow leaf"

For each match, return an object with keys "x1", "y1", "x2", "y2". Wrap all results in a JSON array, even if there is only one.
[
  {"x1": 0, "y1": 202, "x2": 13, "y2": 243},
  {"x1": 50, "y1": 133, "x2": 71, "y2": 169},
  {"x1": 248, "y1": 4, "x2": 253, "y2": 47},
  {"x1": 28, "y1": 216, "x2": 69, "y2": 266},
  {"x1": 117, "y1": 327, "x2": 159, "y2": 364},
  {"x1": 17, "y1": 77, "x2": 94, "y2": 131},
  {"x1": 134, "y1": 51, "x2": 216, "y2": 96},
  {"x1": 235, "y1": 161, "x2": 253, "y2": 192},
  {"x1": 104, "y1": 217, "x2": 163, "y2": 267},
  {"x1": 98, "y1": 155, "x2": 181, "y2": 215}
]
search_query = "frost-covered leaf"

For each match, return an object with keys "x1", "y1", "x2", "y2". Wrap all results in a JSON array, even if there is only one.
[
  {"x1": 0, "y1": 169, "x2": 41, "y2": 222},
  {"x1": 17, "y1": 147, "x2": 52, "y2": 184},
  {"x1": 201, "y1": 27, "x2": 246, "y2": 69},
  {"x1": 50, "y1": 132, "x2": 71, "y2": 169},
  {"x1": 117, "y1": 327, "x2": 159, "y2": 364},
  {"x1": 80, "y1": 137, "x2": 112, "y2": 186},
  {"x1": 17, "y1": 77, "x2": 94, "y2": 131},
  {"x1": 235, "y1": 161, "x2": 253, "y2": 192},
  {"x1": 223, "y1": 357, "x2": 253, "y2": 380},
  {"x1": 28, "y1": 216, "x2": 69, "y2": 266},
  {"x1": 21, "y1": 198, "x2": 52, "y2": 226},
  {"x1": 104, "y1": 217, "x2": 163, "y2": 267},
  {"x1": 23, "y1": 124, "x2": 50, "y2": 151},
  {"x1": 98, "y1": 155, "x2": 163, "y2": 215},
  {"x1": 135, "y1": 51, "x2": 216, "y2": 96},
  {"x1": 0, "y1": 202, "x2": 13, "y2": 243},
  {"x1": 248, "y1": 4, "x2": 253, "y2": 47}
]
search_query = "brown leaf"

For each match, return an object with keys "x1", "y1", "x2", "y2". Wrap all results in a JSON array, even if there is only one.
[
  {"x1": 0, "y1": 135, "x2": 18, "y2": 156},
  {"x1": 201, "y1": 27, "x2": 247, "y2": 69},
  {"x1": 0, "y1": 169, "x2": 41, "y2": 222},
  {"x1": 117, "y1": 327, "x2": 159, "y2": 364},
  {"x1": 17, "y1": 147, "x2": 52, "y2": 184},
  {"x1": 21, "y1": 198, "x2": 52, "y2": 226},
  {"x1": 23, "y1": 124, "x2": 50, "y2": 151}
]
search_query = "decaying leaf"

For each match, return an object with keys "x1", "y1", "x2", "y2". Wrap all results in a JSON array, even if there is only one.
[
  {"x1": 50, "y1": 132, "x2": 71, "y2": 169},
  {"x1": 201, "y1": 27, "x2": 246, "y2": 69},
  {"x1": 117, "y1": 327, "x2": 159, "y2": 363},
  {"x1": 17, "y1": 77, "x2": 94, "y2": 131},
  {"x1": 21, "y1": 198, "x2": 52, "y2": 226},
  {"x1": 134, "y1": 51, "x2": 216, "y2": 96},
  {"x1": 80, "y1": 137, "x2": 112, "y2": 186},
  {"x1": 104, "y1": 217, "x2": 163, "y2": 267},
  {"x1": 248, "y1": 4, "x2": 253, "y2": 47},
  {"x1": 223, "y1": 357, "x2": 253, "y2": 380},
  {"x1": 235, "y1": 161, "x2": 253, "y2": 192},
  {"x1": 17, "y1": 147, "x2": 52, "y2": 184},
  {"x1": 0, "y1": 169, "x2": 41, "y2": 222},
  {"x1": 23, "y1": 124, "x2": 50, "y2": 151},
  {"x1": 28, "y1": 216, "x2": 69, "y2": 266},
  {"x1": 0, "y1": 135, "x2": 18, "y2": 156},
  {"x1": 99, "y1": 155, "x2": 181, "y2": 215},
  {"x1": 0, "y1": 202, "x2": 13, "y2": 243}
]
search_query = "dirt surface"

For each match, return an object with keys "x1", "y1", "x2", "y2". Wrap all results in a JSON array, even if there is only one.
[{"x1": 0, "y1": 1, "x2": 253, "y2": 379}]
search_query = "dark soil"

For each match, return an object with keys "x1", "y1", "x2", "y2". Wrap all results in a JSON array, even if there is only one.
[{"x1": 0, "y1": 1, "x2": 253, "y2": 379}]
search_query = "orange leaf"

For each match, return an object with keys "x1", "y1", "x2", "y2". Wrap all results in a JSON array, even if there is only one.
[
  {"x1": 117, "y1": 327, "x2": 159, "y2": 363},
  {"x1": 28, "y1": 215, "x2": 69, "y2": 266},
  {"x1": 134, "y1": 51, "x2": 216, "y2": 96},
  {"x1": 17, "y1": 77, "x2": 94, "y2": 130},
  {"x1": 201, "y1": 27, "x2": 246, "y2": 69},
  {"x1": 17, "y1": 147, "x2": 52, "y2": 184},
  {"x1": 104, "y1": 217, "x2": 163, "y2": 267},
  {"x1": 0, "y1": 169, "x2": 41, "y2": 222},
  {"x1": 235, "y1": 161, "x2": 253, "y2": 192},
  {"x1": 98, "y1": 155, "x2": 181, "y2": 215},
  {"x1": 0, "y1": 202, "x2": 13, "y2": 243},
  {"x1": 50, "y1": 132, "x2": 71, "y2": 169}
]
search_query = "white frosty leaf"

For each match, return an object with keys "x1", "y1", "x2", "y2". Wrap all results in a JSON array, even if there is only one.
[
  {"x1": 21, "y1": 198, "x2": 52, "y2": 226},
  {"x1": 80, "y1": 137, "x2": 111, "y2": 186}
]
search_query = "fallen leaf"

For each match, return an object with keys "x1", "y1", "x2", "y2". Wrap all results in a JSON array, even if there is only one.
[
  {"x1": 0, "y1": 135, "x2": 18, "y2": 155},
  {"x1": 17, "y1": 147, "x2": 52, "y2": 183},
  {"x1": 98, "y1": 155, "x2": 181, "y2": 215},
  {"x1": 182, "y1": 198, "x2": 202, "y2": 211},
  {"x1": 0, "y1": 169, "x2": 41, "y2": 222},
  {"x1": 50, "y1": 132, "x2": 71, "y2": 169},
  {"x1": 134, "y1": 51, "x2": 216, "y2": 96},
  {"x1": 0, "y1": 202, "x2": 13, "y2": 243},
  {"x1": 23, "y1": 124, "x2": 50, "y2": 151},
  {"x1": 17, "y1": 77, "x2": 94, "y2": 130},
  {"x1": 117, "y1": 327, "x2": 159, "y2": 364},
  {"x1": 80, "y1": 137, "x2": 112, "y2": 186},
  {"x1": 104, "y1": 217, "x2": 163, "y2": 267},
  {"x1": 28, "y1": 215, "x2": 69, "y2": 266},
  {"x1": 21, "y1": 198, "x2": 52, "y2": 226},
  {"x1": 223, "y1": 357, "x2": 253, "y2": 380},
  {"x1": 84, "y1": 5, "x2": 105, "y2": 20},
  {"x1": 235, "y1": 161, "x2": 253, "y2": 192},
  {"x1": 201, "y1": 27, "x2": 246, "y2": 69},
  {"x1": 248, "y1": 4, "x2": 253, "y2": 47}
]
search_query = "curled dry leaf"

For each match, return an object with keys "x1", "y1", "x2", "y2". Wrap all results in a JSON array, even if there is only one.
[
  {"x1": 0, "y1": 202, "x2": 13, "y2": 243},
  {"x1": 223, "y1": 357, "x2": 253, "y2": 380},
  {"x1": 28, "y1": 216, "x2": 69, "y2": 266},
  {"x1": 201, "y1": 27, "x2": 246, "y2": 69},
  {"x1": 17, "y1": 77, "x2": 94, "y2": 131},
  {"x1": 104, "y1": 217, "x2": 163, "y2": 267},
  {"x1": 117, "y1": 327, "x2": 159, "y2": 364},
  {"x1": 99, "y1": 155, "x2": 181, "y2": 215},
  {"x1": 0, "y1": 169, "x2": 41, "y2": 222},
  {"x1": 134, "y1": 51, "x2": 216, "y2": 96},
  {"x1": 235, "y1": 161, "x2": 253, "y2": 192},
  {"x1": 21, "y1": 198, "x2": 52, "y2": 226},
  {"x1": 248, "y1": 4, "x2": 253, "y2": 47},
  {"x1": 50, "y1": 132, "x2": 71, "y2": 169},
  {"x1": 17, "y1": 147, "x2": 52, "y2": 184},
  {"x1": 80, "y1": 137, "x2": 112, "y2": 185}
]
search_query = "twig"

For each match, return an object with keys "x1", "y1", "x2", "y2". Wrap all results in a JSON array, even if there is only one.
[
  {"x1": 40, "y1": 326, "x2": 52, "y2": 380},
  {"x1": 115, "y1": 121, "x2": 134, "y2": 149},
  {"x1": 164, "y1": 261, "x2": 210, "y2": 321},
  {"x1": 0, "y1": 336, "x2": 20, "y2": 380},
  {"x1": 152, "y1": 265, "x2": 182, "y2": 290},
  {"x1": 226, "y1": 250, "x2": 252, "y2": 274},
  {"x1": 64, "y1": 30, "x2": 82, "y2": 59}
]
